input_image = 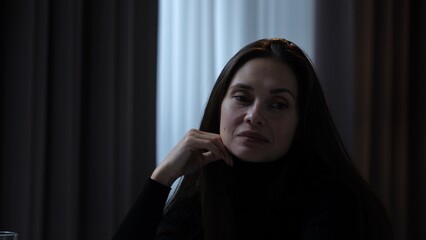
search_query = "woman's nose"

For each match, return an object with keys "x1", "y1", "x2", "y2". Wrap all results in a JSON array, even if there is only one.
[{"x1": 244, "y1": 104, "x2": 265, "y2": 126}]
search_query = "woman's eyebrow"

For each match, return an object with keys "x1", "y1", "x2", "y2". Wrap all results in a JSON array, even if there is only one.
[
  {"x1": 229, "y1": 83, "x2": 254, "y2": 91},
  {"x1": 229, "y1": 83, "x2": 296, "y2": 99},
  {"x1": 270, "y1": 88, "x2": 296, "y2": 99}
]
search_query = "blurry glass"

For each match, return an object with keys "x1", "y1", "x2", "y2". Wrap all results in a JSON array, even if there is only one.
[{"x1": 0, "y1": 231, "x2": 18, "y2": 240}]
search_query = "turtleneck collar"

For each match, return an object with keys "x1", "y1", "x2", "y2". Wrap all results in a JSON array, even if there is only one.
[
  {"x1": 231, "y1": 155, "x2": 287, "y2": 189},
  {"x1": 233, "y1": 155, "x2": 286, "y2": 173}
]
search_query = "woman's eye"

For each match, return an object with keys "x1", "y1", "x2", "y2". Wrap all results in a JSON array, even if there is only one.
[
  {"x1": 270, "y1": 102, "x2": 288, "y2": 110},
  {"x1": 233, "y1": 95, "x2": 250, "y2": 102}
]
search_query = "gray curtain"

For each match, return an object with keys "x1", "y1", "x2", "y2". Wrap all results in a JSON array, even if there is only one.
[
  {"x1": 354, "y1": 1, "x2": 426, "y2": 239},
  {"x1": 315, "y1": 1, "x2": 426, "y2": 240},
  {"x1": 314, "y1": 0, "x2": 356, "y2": 158},
  {"x1": 0, "y1": 0, "x2": 158, "y2": 240}
]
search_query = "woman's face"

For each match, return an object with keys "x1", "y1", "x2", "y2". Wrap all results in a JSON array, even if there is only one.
[{"x1": 220, "y1": 58, "x2": 299, "y2": 162}]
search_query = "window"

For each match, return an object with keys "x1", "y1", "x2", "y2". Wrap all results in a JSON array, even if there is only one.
[{"x1": 157, "y1": 0, "x2": 316, "y2": 167}]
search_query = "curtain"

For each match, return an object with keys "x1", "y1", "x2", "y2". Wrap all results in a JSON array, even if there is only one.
[
  {"x1": 314, "y1": 0, "x2": 356, "y2": 157},
  {"x1": 354, "y1": 1, "x2": 426, "y2": 240},
  {"x1": 157, "y1": 0, "x2": 316, "y2": 167},
  {"x1": 311, "y1": 0, "x2": 426, "y2": 239},
  {"x1": 0, "y1": 1, "x2": 158, "y2": 240}
]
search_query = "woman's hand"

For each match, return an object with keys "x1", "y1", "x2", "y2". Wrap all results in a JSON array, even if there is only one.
[{"x1": 151, "y1": 129, "x2": 233, "y2": 187}]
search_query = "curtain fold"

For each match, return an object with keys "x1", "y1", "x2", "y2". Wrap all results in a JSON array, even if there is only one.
[
  {"x1": 0, "y1": 1, "x2": 158, "y2": 239},
  {"x1": 354, "y1": 1, "x2": 426, "y2": 240},
  {"x1": 315, "y1": 1, "x2": 426, "y2": 239},
  {"x1": 314, "y1": 0, "x2": 355, "y2": 158}
]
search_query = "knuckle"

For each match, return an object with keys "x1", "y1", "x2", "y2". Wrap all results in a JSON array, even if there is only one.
[
  {"x1": 213, "y1": 135, "x2": 222, "y2": 142},
  {"x1": 210, "y1": 135, "x2": 222, "y2": 145},
  {"x1": 185, "y1": 129, "x2": 196, "y2": 139},
  {"x1": 186, "y1": 128, "x2": 198, "y2": 137}
]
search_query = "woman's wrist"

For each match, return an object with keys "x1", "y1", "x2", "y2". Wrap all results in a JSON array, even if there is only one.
[{"x1": 150, "y1": 165, "x2": 178, "y2": 187}]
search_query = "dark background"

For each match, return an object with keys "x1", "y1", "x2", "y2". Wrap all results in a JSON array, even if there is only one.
[{"x1": 1, "y1": 0, "x2": 425, "y2": 240}]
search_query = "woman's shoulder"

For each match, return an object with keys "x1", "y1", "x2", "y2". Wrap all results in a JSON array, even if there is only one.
[
  {"x1": 300, "y1": 174, "x2": 361, "y2": 216},
  {"x1": 294, "y1": 175, "x2": 362, "y2": 239},
  {"x1": 298, "y1": 174, "x2": 393, "y2": 239}
]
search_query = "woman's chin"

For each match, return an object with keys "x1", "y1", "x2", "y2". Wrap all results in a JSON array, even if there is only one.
[{"x1": 231, "y1": 152, "x2": 269, "y2": 163}]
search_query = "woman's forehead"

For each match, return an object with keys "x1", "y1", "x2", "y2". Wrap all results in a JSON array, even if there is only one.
[{"x1": 228, "y1": 58, "x2": 298, "y2": 96}]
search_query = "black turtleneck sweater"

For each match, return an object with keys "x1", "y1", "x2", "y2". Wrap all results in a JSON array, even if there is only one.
[
  {"x1": 112, "y1": 158, "x2": 362, "y2": 240},
  {"x1": 232, "y1": 158, "x2": 287, "y2": 239}
]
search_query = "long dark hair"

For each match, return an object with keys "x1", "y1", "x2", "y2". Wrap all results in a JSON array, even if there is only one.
[{"x1": 166, "y1": 38, "x2": 392, "y2": 239}]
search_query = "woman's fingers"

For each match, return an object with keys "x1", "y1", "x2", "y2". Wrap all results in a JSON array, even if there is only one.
[
  {"x1": 200, "y1": 132, "x2": 233, "y2": 166},
  {"x1": 185, "y1": 129, "x2": 233, "y2": 166},
  {"x1": 201, "y1": 151, "x2": 226, "y2": 165},
  {"x1": 152, "y1": 129, "x2": 232, "y2": 187}
]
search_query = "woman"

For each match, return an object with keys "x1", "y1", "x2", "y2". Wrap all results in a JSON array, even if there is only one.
[{"x1": 113, "y1": 38, "x2": 393, "y2": 239}]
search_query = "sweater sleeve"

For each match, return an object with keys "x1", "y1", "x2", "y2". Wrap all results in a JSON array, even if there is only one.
[{"x1": 112, "y1": 178, "x2": 171, "y2": 240}]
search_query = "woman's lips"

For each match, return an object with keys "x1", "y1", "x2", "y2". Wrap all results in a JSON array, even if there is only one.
[{"x1": 236, "y1": 131, "x2": 269, "y2": 143}]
